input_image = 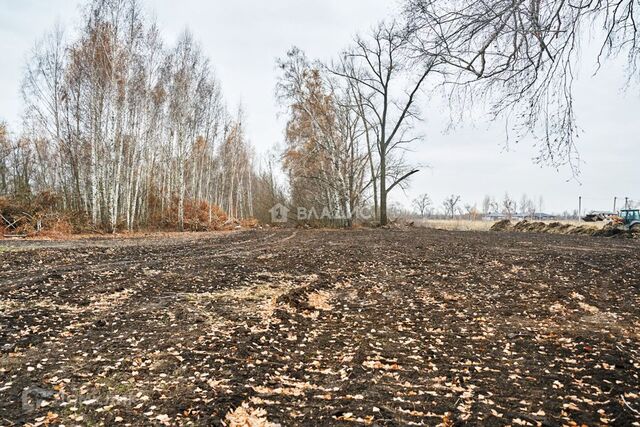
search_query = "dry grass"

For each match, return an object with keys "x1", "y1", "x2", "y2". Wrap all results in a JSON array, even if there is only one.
[{"x1": 416, "y1": 219, "x2": 495, "y2": 232}]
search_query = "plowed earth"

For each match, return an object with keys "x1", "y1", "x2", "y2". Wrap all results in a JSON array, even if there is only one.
[{"x1": 1, "y1": 229, "x2": 639, "y2": 426}]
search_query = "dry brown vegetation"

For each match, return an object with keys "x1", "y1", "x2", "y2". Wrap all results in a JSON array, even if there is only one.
[{"x1": 416, "y1": 219, "x2": 496, "y2": 232}]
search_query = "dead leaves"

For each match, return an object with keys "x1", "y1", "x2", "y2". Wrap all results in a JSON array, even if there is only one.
[
  {"x1": 225, "y1": 402, "x2": 279, "y2": 427},
  {"x1": 307, "y1": 291, "x2": 332, "y2": 311},
  {"x1": 362, "y1": 359, "x2": 401, "y2": 371},
  {"x1": 2, "y1": 229, "x2": 640, "y2": 426}
]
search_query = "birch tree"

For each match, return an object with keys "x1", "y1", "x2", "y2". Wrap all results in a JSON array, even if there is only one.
[{"x1": 14, "y1": 0, "x2": 256, "y2": 232}]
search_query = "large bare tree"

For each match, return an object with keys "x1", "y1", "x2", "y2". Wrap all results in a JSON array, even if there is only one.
[{"x1": 332, "y1": 21, "x2": 440, "y2": 225}]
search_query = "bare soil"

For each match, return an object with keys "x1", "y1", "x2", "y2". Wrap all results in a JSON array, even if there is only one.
[{"x1": 1, "y1": 229, "x2": 639, "y2": 426}]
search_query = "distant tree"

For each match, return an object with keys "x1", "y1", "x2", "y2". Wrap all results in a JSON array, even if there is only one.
[
  {"x1": 538, "y1": 196, "x2": 545, "y2": 216},
  {"x1": 502, "y1": 193, "x2": 516, "y2": 219},
  {"x1": 464, "y1": 203, "x2": 478, "y2": 220},
  {"x1": 412, "y1": 193, "x2": 432, "y2": 217},
  {"x1": 442, "y1": 194, "x2": 461, "y2": 219},
  {"x1": 519, "y1": 194, "x2": 537, "y2": 218},
  {"x1": 519, "y1": 194, "x2": 528, "y2": 215},
  {"x1": 481, "y1": 195, "x2": 491, "y2": 215},
  {"x1": 489, "y1": 198, "x2": 500, "y2": 214},
  {"x1": 252, "y1": 149, "x2": 287, "y2": 223}
]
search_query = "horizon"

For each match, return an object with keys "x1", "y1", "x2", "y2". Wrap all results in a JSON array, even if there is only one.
[{"x1": 0, "y1": 0, "x2": 638, "y2": 215}]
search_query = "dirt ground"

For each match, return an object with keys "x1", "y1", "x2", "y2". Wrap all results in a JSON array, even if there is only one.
[{"x1": 1, "y1": 229, "x2": 639, "y2": 426}]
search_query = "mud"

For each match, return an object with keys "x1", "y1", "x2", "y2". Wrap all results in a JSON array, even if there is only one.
[{"x1": 1, "y1": 229, "x2": 639, "y2": 425}]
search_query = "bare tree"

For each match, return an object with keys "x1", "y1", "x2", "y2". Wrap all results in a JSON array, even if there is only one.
[
  {"x1": 490, "y1": 199, "x2": 500, "y2": 214},
  {"x1": 331, "y1": 21, "x2": 440, "y2": 225},
  {"x1": 0, "y1": 123, "x2": 12, "y2": 195},
  {"x1": 482, "y1": 195, "x2": 492, "y2": 215},
  {"x1": 502, "y1": 193, "x2": 516, "y2": 219},
  {"x1": 442, "y1": 194, "x2": 461, "y2": 219},
  {"x1": 520, "y1": 194, "x2": 537, "y2": 218},
  {"x1": 412, "y1": 193, "x2": 432, "y2": 217},
  {"x1": 519, "y1": 194, "x2": 528, "y2": 216},
  {"x1": 464, "y1": 203, "x2": 478, "y2": 220}
]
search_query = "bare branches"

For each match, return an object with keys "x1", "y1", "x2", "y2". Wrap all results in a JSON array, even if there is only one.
[
  {"x1": 412, "y1": 193, "x2": 432, "y2": 217},
  {"x1": 443, "y1": 194, "x2": 462, "y2": 218},
  {"x1": 387, "y1": 169, "x2": 420, "y2": 193},
  {"x1": 404, "y1": 0, "x2": 640, "y2": 171},
  {"x1": 323, "y1": 21, "x2": 437, "y2": 225}
]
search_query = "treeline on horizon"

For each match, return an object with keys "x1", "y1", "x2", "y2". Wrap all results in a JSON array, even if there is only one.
[{"x1": 2, "y1": 0, "x2": 637, "y2": 234}]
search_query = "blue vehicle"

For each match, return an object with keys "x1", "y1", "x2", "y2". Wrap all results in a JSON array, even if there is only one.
[{"x1": 619, "y1": 209, "x2": 640, "y2": 230}]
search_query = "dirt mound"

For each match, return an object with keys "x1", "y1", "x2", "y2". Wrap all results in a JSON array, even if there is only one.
[
  {"x1": 513, "y1": 220, "x2": 547, "y2": 233},
  {"x1": 492, "y1": 220, "x2": 638, "y2": 239},
  {"x1": 569, "y1": 225, "x2": 598, "y2": 236},
  {"x1": 542, "y1": 222, "x2": 572, "y2": 234},
  {"x1": 490, "y1": 219, "x2": 512, "y2": 231},
  {"x1": 592, "y1": 223, "x2": 629, "y2": 238}
]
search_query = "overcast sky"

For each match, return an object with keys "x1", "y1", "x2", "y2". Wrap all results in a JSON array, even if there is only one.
[{"x1": 1, "y1": 0, "x2": 638, "y2": 214}]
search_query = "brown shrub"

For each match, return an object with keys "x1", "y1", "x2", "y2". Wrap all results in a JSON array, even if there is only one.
[
  {"x1": 241, "y1": 218, "x2": 259, "y2": 228},
  {"x1": 1, "y1": 190, "x2": 235, "y2": 235},
  {"x1": 162, "y1": 196, "x2": 228, "y2": 231},
  {"x1": 0, "y1": 192, "x2": 81, "y2": 237},
  {"x1": 38, "y1": 216, "x2": 75, "y2": 238}
]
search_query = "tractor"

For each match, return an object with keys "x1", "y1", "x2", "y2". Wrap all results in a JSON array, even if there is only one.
[{"x1": 618, "y1": 209, "x2": 640, "y2": 231}]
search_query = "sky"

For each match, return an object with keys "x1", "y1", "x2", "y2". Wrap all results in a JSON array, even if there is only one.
[{"x1": 0, "y1": 0, "x2": 638, "y2": 214}]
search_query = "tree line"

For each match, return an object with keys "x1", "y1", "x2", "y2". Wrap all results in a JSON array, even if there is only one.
[
  {"x1": 1, "y1": 0, "x2": 255, "y2": 232},
  {"x1": 409, "y1": 193, "x2": 545, "y2": 219},
  {"x1": 2, "y1": 0, "x2": 638, "y2": 231},
  {"x1": 274, "y1": 0, "x2": 640, "y2": 226},
  {"x1": 276, "y1": 23, "x2": 436, "y2": 226}
]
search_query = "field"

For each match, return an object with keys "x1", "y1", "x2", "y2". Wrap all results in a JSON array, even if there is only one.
[
  {"x1": 1, "y1": 229, "x2": 639, "y2": 426},
  {"x1": 415, "y1": 219, "x2": 496, "y2": 232}
]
